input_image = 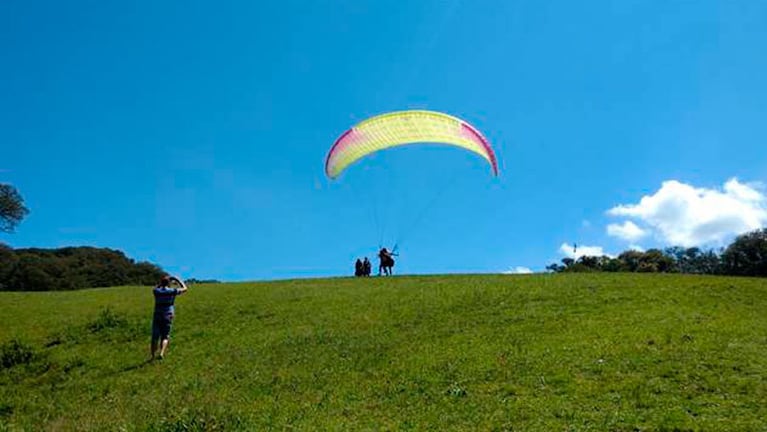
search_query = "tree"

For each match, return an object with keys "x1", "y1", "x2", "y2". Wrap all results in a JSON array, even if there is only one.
[
  {"x1": 0, "y1": 184, "x2": 29, "y2": 233},
  {"x1": 641, "y1": 249, "x2": 675, "y2": 273},
  {"x1": 602, "y1": 257, "x2": 627, "y2": 272},
  {"x1": 721, "y1": 229, "x2": 767, "y2": 277},
  {"x1": 545, "y1": 263, "x2": 564, "y2": 273},
  {"x1": 577, "y1": 255, "x2": 601, "y2": 269},
  {"x1": 694, "y1": 249, "x2": 722, "y2": 275},
  {"x1": 663, "y1": 246, "x2": 721, "y2": 274},
  {"x1": 664, "y1": 246, "x2": 688, "y2": 272},
  {"x1": 617, "y1": 250, "x2": 644, "y2": 272}
]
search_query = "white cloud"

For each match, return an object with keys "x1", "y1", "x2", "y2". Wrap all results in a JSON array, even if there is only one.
[
  {"x1": 504, "y1": 266, "x2": 533, "y2": 274},
  {"x1": 607, "y1": 178, "x2": 767, "y2": 247},
  {"x1": 628, "y1": 244, "x2": 645, "y2": 252},
  {"x1": 606, "y1": 221, "x2": 647, "y2": 242},
  {"x1": 559, "y1": 243, "x2": 612, "y2": 259}
]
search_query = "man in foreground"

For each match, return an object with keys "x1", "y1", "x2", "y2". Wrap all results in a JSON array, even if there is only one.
[{"x1": 151, "y1": 275, "x2": 188, "y2": 360}]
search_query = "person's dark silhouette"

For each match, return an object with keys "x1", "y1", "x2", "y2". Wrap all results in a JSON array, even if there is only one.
[
  {"x1": 378, "y1": 248, "x2": 396, "y2": 276},
  {"x1": 362, "y1": 257, "x2": 371, "y2": 277},
  {"x1": 355, "y1": 258, "x2": 363, "y2": 277}
]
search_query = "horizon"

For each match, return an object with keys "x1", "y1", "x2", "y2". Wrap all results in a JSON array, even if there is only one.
[{"x1": 2, "y1": 1, "x2": 766, "y2": 281}]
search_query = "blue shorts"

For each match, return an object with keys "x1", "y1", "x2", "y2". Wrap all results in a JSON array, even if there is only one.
[{"x1": 152, "y1": 310, "x2": 174, "y2": 341}]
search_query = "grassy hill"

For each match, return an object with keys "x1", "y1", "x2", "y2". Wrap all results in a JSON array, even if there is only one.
[{"x1": 1, "y1": 273, "x2": 766, "y2": 431}]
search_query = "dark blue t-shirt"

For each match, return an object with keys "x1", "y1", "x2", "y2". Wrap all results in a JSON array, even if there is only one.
[{"x1": 153, "y1": 287, "x2": 180, "y2": 314}]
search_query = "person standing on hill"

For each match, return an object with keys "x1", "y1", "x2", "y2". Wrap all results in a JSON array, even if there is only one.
[
  {"x1": 151, "y1": 275, "x2": 188, "y2": 360},
  {"x1": 378, "y1": 248, "x2": 396, "y2": 276},
  {"x1": 362, "y1": 257, "x2": 371, "y2": 276}
]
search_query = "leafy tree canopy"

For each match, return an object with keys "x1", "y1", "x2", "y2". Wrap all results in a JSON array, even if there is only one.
[{"x1": 0, "y1": 184, "x2": 29, "y2": 233}]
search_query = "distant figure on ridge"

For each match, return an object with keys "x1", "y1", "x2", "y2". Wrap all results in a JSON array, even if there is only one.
[
  {"x1": 378, "y1": 247, "x2": 396, "y2": 276},
  {"x1": 362, "y1": 257, "x2": 372, "y2": 277},
  {"x1": 355, "y1": 258, "x2": 363, "y2": 277},
  {"x1": 151, "y1": 275, "x2": 188, "y2": 360}
]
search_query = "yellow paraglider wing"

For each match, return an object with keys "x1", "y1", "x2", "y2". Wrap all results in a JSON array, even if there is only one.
[{"x1": 325, "y1": 110, "x2": 498, "y2": 179}]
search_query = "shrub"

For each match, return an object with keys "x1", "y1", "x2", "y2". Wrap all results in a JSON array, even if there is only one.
[
  {"x1": 88, "y1": 308, "x2": 127, "y2": 333},
  {"x1": 0, "y1": 339, "x2": 36, "y2": 369}
]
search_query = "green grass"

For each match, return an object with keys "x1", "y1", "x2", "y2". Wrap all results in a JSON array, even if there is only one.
[{"x1": 1, "y1": 273, "x2": 767, "y2": 431}]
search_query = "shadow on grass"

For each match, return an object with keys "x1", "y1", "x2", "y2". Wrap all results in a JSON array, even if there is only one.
[
  {"x1": 121, "y1": 359, "x2": 154, "y2": 373},
  {"x1": 93, "y1": 358, "x2": 157, "y2": 381}
]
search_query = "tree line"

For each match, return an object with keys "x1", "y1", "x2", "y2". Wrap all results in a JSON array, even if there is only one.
[
  {"x1": 0, "y1": 245, "x2": 166, "y2": 291},
  {"x1": 547, "y1": 228, "x2": 767, "y2": 277}
]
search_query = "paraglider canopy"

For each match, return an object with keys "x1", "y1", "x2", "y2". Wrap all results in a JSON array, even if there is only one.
[{"x1": 325, "y1": 110, "x2": 498, "y2": 179}]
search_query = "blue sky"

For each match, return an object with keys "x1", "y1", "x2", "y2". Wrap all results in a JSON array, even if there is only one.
[{"x1": 2, "y1": 1, "x2": 766, "y2": 280}]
